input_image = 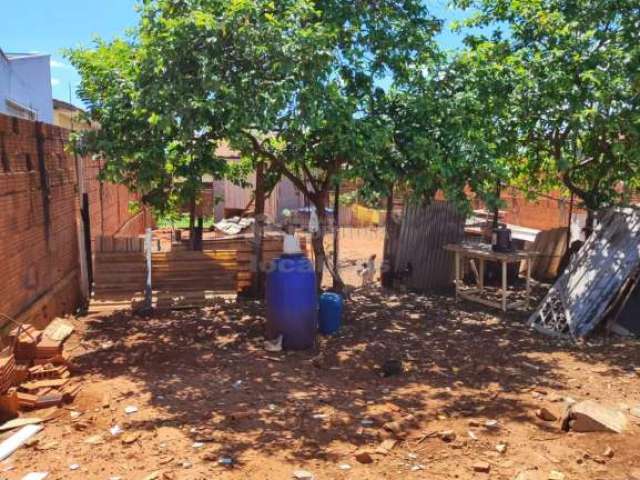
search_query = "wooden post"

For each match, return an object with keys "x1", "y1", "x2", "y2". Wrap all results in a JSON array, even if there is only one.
[
  {"x1": 332, "y1": 180, "x2": 340, "y2": 290},
  {"x1": 526, "y1": 256, "x2": 532, "y2": 309},
  {"x1": 501, "y1": 259, "x2": 508, "y2": 312},
  {"x1": 188, "y1": 196, "x2": 196, "y2": 250},
  {"x1": 253, "y1": 160, "x2": 266, "y2": 297},
  {"x1": 454, "y1": 252, "x2": 460, "y2": 301},
  {"x1": 492, "y1": 180, "x2": 502, "y2": 229},
  {"x1": 566, "y1": 192, "x2": 574, "y2": 246},
  {"x1": 144, "y1": 228, "x2": 152, "y2": 310},
  {"x1": 381, "y1": 185, "x2": 396, "y2": 288}
]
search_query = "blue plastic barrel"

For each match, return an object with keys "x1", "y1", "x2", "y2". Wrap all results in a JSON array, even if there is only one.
[
  {"x1": 266, "y1": 253, "x2": 317, "y2": 350},
  {"x1": 319, "y1": 292, "x2": 343, "y2": 335}
]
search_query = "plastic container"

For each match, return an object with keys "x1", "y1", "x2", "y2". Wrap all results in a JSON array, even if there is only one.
[
  {"x1": 266, "y1": 253, "x2": 317, "y2": 350},
  {"x1": 318, "y1": 292, "x2": 343, "y2": 335}
]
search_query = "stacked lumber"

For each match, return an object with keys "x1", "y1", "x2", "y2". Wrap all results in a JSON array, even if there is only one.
[
  {"x1": 0, "y1": 319, "x2": 80, "y2": 416},
  {"x1": 0, "y1": 350, "x2": 16, "y2": 395}
]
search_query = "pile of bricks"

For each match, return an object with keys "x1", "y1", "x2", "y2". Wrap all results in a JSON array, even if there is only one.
[{"x1": 0, "y1": 320, "x2": 80, "y2": 417}]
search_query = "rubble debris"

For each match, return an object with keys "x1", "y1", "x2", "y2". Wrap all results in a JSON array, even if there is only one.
[
  {"x1": 124, "y1": 405, "x2": 139, "y2": 415},
  {"x1": 548, "y1": 470, "x2": 565, "y2": 480},
  {"x1": 292, "y1": 469, "x2": 314, "y2": 480},
  {"x1": 535, "y1": 407, "x2": 558, "y2": 422},
  {"x1": 496, "y1": 442, "x2": 508, "y2": 454},
  {"x1": 439, "y1": 430, "x2": 456, "y2": 442},
  {"x1": 381, "y1": 359, "x2": 403, "y2": 377},
  {"x1": 354, "y1": 450, "x2": 374, "y2": 464},
  {"x1": 0, "y1": 321, "x2": 79, "y2": 418},
  {"x1": 484, "y1": 420, "x2": 499, "y2": 430},
  {"x1": 562, "y1": 400, "x2": 627, "y2": 433},
  {"x1": 21, "y1": 473, "x2": 49, "y2": 480},
  {"x1": 472, "y1": 462, "x2": 491, "y2": 473},
  {"x1": 603, "y1": 446, "x2": 614, "y2": 458},
  {"x1": 41, "y1": 320, "x2": 74, "y2": 344},
  {"x1": 264, "y1": 335, "x2": 283, "y2": 353},
  {"x1": 0, "y1": 417, "x2": 42, "y2": 432},
  {"x1": 0, "y1": 424, "x2": 43, "y2": 461}
]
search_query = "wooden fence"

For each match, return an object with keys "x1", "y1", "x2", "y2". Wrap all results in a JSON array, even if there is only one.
[{"x1": 92, "y1": 232, "x2": 305, "y2": 299}]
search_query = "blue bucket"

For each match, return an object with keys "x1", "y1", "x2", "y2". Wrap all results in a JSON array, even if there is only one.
[{"x1": 318, "y1": 292, "x2": 343, "y2": 335}]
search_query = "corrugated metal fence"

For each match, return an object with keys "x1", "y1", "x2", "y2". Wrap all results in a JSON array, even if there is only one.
[{"x1": 395, "y1": 201, "x2": 465, "y2": 291}]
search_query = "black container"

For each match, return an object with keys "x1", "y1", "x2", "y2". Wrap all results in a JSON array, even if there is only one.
[{"x1": 492, "y1": 225, "x2": 513, "y2": 252}]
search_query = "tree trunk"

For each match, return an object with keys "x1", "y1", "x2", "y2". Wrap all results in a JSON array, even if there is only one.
[
  {"x1": 381, "y1": 184, "x2": 397, "y2": 288},
  {"x1": 332, "y1": 182, "x2": 341, "y2": 291},
  {"x1": 310, "y1": 193, "x2": 344, "y2": 292},
  {"x1": 584, "y1": 208, "x2": 595, "y2": 239},
  {"x1": 253, "y1": 161, "x2": 266, "y2": 297}
]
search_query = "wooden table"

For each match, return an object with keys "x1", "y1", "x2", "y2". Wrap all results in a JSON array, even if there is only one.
[{"x1": 444, "y1": 242, "x2": 538, "y2": 312}]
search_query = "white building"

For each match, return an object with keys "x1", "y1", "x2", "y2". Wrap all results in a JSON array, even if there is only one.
[{"x1": 0, "y1": 48, "x2": 53, "y2": 124}]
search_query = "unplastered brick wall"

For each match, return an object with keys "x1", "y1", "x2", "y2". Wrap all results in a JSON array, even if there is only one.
[
  {"x1": 0, "y1": 113, "x2": 147, "y2": 325},
  {"x1": 83, "y1": 158, "x2": 150, "y2": 246}
]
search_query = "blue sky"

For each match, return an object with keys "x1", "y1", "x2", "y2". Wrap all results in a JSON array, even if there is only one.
[{"x1": 0, "y1": 0, "x2": 471, "y2": 107}]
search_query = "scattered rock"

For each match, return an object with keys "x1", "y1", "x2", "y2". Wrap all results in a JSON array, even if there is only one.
[
  {"x1": 439, "y1": 430, "x2": 456, "y2": 442},
  {"x1": 473, "y1": 462, "x2": 491, "y2": 473},
  {"x1": 338, "y1": 464, "x2": 351, "y2": 471},
  {"x1": 603, "y1": 446, "x2": 614, "y2": 458},
  {"x1": 124, "y1": 405, "x2": 138, "y2": 415},
  {"x1": 562, "y1": 400, "x2": 627, "y2": 433},
  {"x1": 468, "y1": 419, "x2": 481, "y2": 427},
  {"x1": 377, "y1": 439, "x2": 397, "y2": 453},
  {"x1": 496, "y1": 442, "x2": 508, "y2": 454},
  {"x1": 536, "y1": 407, "x2": 558, "y2": 422},
  {"x1": 513, "y1": 471, "x2": 538, "y2": 480},
  {"x1": 381, "y1": 359, "x2": 403, "y2": 377},
  {"x1": 629, "y1": 406, "x2": 640, "y2": 419},
  {"x1": 292, "y1": 469, "x2": 314, "y2": 480},
  {"x1": 355, "y1": 450, "x2": 374, "y2": 464},
  {"x1": 84, "y1": 435, "x2": 104, "y2": 445},
  {"x1": 121, "y1": 432, "x2": 140, "y2": 444},
  {"x1": 484, "y1": 419, "x2": 499, "y2": 430},
  {"x1": 548, "y1": 470, "x2": 565, "y2": 480}
]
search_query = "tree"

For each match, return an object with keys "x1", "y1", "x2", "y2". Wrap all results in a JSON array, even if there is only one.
[
  {"x1": 455, "y1": 0, "x2": 640, "y2": 232},
  {"x1": 128, "y1": 0, "x2": 443, "y2": 288},
  {"x1": 67, "y1": 37, "x2": 230, "y2": 246}
]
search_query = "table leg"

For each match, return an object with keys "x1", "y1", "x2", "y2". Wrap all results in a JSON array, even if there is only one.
[
  {"x1": 526, "y1": 258, "x2": 532, "y2": 308},
  {"x1": 501, "y1": 260, "x2": 508, "y2": 312},
  {"x1": 479, "y1": 258, "x2": 485, "y2": 290},
  {"x1": 454, "y1": 252, "x2": 460, "y2": 301}
]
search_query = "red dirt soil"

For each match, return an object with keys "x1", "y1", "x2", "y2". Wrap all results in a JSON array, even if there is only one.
[{"x1": 2, "y1": 230, "x2": 640, "y2": 480}]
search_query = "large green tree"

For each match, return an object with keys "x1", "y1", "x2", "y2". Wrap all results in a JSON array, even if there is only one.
[
  {"x1": 67, "y1": 38, "x2": 229, "y2": 221},
  {"x1": 455, "y1": 0, "x2": 640, "y2": 231},
  {"x1": 125, "y1": 0, "x2": 443, "y2": 286}
]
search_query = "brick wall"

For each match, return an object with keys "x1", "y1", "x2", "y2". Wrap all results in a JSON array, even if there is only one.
[
  {"x1": 471, "y1": 188, "x2": 585, "y2": 231},
  {"x1": 0, "y1": 113, "x2": 147, "y2": 326}
]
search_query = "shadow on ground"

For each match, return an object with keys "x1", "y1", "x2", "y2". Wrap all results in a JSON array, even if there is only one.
[{"x1": 71, "y1": 287, "x2": 640, "y2": 466}]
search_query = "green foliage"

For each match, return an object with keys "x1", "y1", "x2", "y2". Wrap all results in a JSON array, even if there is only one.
[
  {"x1": 66, "y1": 34, "x2": 229, "y2": 214},
  {"x1": 454, "y1": 0, "x2": 640, "y2": 210}
]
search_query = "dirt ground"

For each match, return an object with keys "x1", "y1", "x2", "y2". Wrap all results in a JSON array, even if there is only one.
[{"x1": 3, "y1": 230, "x2": 640, "y2": 480}]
